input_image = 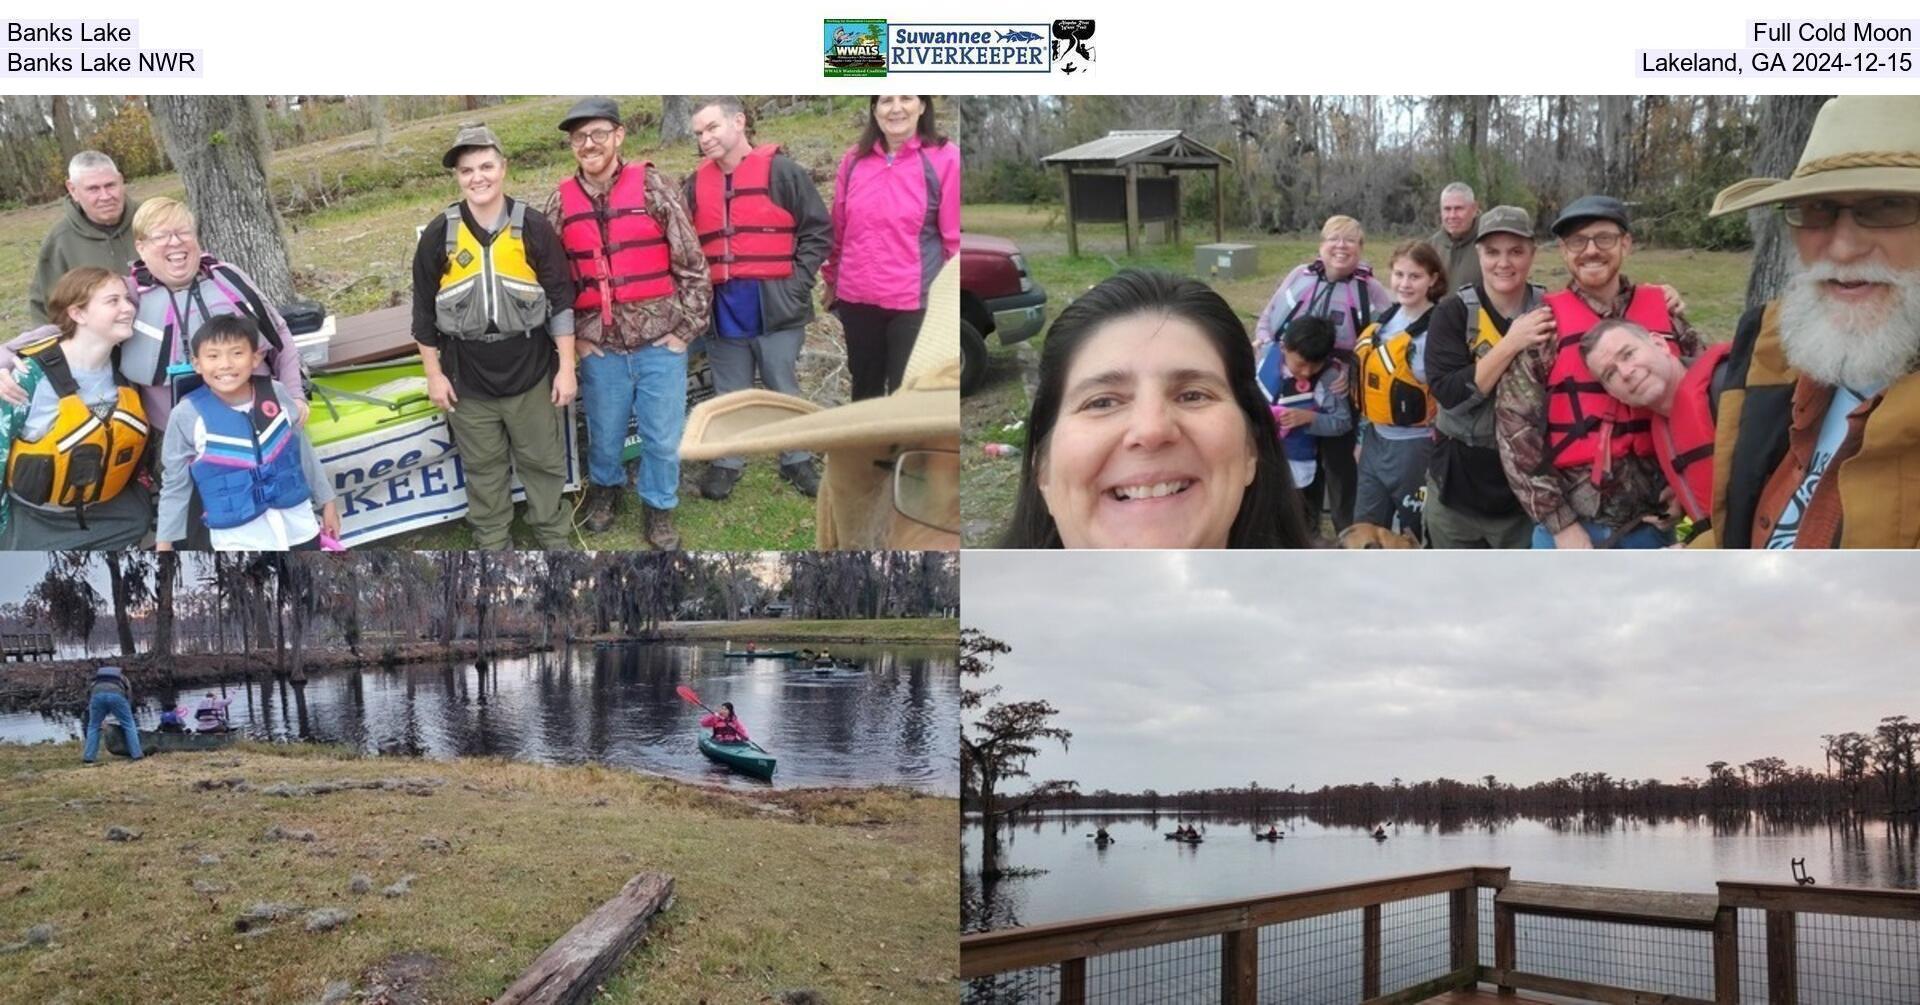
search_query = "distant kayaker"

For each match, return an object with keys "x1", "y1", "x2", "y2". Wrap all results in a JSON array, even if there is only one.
[
  {"x1": 1095, "y1": 826, "x2": 1112, "y2": 843},
  {"x1": 1372, "y1": 825, "x2": 1388, "y2": 839},
  {"x1": 1264, "y1": 825, "x2": 1281, "y2": 839},
  {"x1": 194, "y1": 692, "x2": 231, "y2": 731},
  {"x1": 700, "y1": 702, "x2": 750, "y2": 743}
]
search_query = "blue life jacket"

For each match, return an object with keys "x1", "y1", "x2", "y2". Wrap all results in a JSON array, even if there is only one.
[
  {"x1": 185, "y1": 377, "x2": 312, "y2": 530},
  {"x1": 1257, "y1": 346, "x2": 1330, "y2": 464}
]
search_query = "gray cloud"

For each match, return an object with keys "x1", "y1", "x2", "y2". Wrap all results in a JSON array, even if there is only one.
[{"x1": 963, "y1": 552, "x2": 1920, "y2": 793}]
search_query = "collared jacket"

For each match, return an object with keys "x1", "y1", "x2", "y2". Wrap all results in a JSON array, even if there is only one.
[
  {"x1": 1493, "y1": 276, "x2": 1700, "y2": 534},
  {"x1": 821, "y1": 135, "x2": 962, "y2": 312},
  {"x1": 1698, "y1": 301, "x2": 1920, "y2": 549},
  {"x1": 1427, "y1": 222, "x2": 1482, "y2": 292}
]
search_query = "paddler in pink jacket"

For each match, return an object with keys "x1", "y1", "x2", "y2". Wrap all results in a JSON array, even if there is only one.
[{"x1": 700, "y1": 702, "x2": 750, "y2": 743}]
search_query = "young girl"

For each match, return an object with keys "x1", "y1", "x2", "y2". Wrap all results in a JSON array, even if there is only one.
[
  {"x1": 0, "y1": 266, "x2": 152, "y2": 549},
  {"x1": 1351, "y1": 241, "x2": 1448, "y2": 534}
]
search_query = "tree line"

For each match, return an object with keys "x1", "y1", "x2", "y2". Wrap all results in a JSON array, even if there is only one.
[
  {"x1": 3, "y1": 550, "x2": 958, "y2": 679},
  {"x1": 994, "y1": 715, "x2": 1920, "y2": 824},
  {"x1": 958, "y1": 94, "x2": 1827, "y2": 251}
]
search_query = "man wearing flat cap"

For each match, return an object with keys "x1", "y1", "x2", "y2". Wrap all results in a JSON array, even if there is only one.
[
  {"x1": 1493, "y1": 195, "x2": 1699, "y2": 548},
  {"x1": 1700, "y1": 96, "x2": 1920, "y2": 548},
  {"x1": 410, "y1": 123, "x2": 579, "y2": 550},
  {"x1": 546, "y1": 97, "x2": 713, "y2": 550}
]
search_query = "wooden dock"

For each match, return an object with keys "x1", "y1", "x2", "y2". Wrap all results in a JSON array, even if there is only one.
[
  {"x1": 960, "y1": 867, "x2": 1920, "y2": 1004},
  {"x1": 1, "y1": 632, "x2": 55, "y2": 662}
]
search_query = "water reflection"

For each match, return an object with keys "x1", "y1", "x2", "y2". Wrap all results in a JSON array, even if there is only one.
[{"x1": 2, "y1": 643, "x2": 958, "y2": 791}]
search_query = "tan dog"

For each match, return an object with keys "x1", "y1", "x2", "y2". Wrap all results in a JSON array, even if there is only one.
[{"x1": 1338, "y1": 522, "x2": 1421, "y2": 550}]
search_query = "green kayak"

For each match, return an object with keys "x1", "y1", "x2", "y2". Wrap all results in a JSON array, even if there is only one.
[
  {"x1": 305, "y1": 361, "x2": 440, "y2": 447},
  {"x1": 723, "y1": 650, "x2": 799, "y2": 659},
  {"x1": 698, "y1": 735, "x2": 776, "y2": 780},
  {"x1": 106, "y1": 728, "x2": 237, "y2": 756}
]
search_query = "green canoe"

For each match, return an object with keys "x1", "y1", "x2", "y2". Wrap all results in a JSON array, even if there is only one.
[
  {"x1": 106, "y1": 728, "x2": 237, "y2": 756},
  {"x1": 305, "y1": 361, "x2": 440, "y2": 447},
  {"x1": 723, "y1": 650, "x2": 799, "y2": 659},
  {"x1": 698, "y1": 735, "x2": 776, "y2": 780}
]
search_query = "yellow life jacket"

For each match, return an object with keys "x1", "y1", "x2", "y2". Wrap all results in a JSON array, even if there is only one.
[
  {"x1": 434, "y1": 200, "x2": 550, "y2": 342},
  {"x1": 4, "y1": 339, "x2": 149, "y2": 516},
  {"x1": 1353, "y1": 305, "x2": 1435, "y2": 427},
  {"x1": 1458, "y1": 283, "x2": 1543, "y2": 359}
]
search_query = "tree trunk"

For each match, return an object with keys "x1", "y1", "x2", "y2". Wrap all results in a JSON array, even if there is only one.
[
  {"x1": 369, "y1": 95, "x2": 390, "y2": 151},
  {"x1": 660, "y1": 95, "x2": 692, "y2": 145},
  {"x1": 148, "y1": 96, "x2": 298, "y2": 305},
  {"x1": 1744, "y1": 96, "x2": 1829, "y2": 311},
  {"x1": 153, "y1": 552, "x2": 177, "y2": 659},
  {"x1": 104, "y1": 555, "x2": 138, "y2": 656},
  {"x1": 50, "y1": 96, "x2": 81, "y2": 163}
]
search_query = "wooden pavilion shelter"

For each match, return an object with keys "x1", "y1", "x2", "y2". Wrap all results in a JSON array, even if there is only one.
[{"x1": 1040, "y1": 129, "x2": 1233, "y2": 257}]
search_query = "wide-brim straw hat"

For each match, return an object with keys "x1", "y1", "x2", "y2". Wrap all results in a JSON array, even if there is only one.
[
  {"x1": 1711, "y1": 96, "x2": 1920, "y2": 216},
  {"x1": 680, "y1": 256, "x2": 960, "y2": 460}
]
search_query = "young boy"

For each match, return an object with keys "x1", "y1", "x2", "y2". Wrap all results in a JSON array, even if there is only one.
[
  {"x1": 157, "y1": 315, "x2": 338, "y2": 551},
  {"x1": 1258, "y1": 316, "x2": 1352, "y2": 533}
]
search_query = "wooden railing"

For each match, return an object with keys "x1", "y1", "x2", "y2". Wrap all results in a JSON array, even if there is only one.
[{"x1": 960, "y1": 868, "x2": 1920, "y2": 1005}]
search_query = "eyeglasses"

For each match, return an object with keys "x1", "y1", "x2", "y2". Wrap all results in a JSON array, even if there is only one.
[
  {"x1": 874, "y1": 449, "x2": 959, "y2": 533},
  {"x1": 144, "y1": 229, "x2": 195, "y2": 245},
  {"x1": 1560, "y1": 231, "x2": 1624, "y2": 253},
  {"x1": 568, "y1": 127, "x2": 618, "y2": 149},
  {"x1": 1782, "y1": 196, "x2": 1920, "y2": 230}
]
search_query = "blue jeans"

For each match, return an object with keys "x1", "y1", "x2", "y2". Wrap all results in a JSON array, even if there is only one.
[
  {"x1": 1531, "y1": 519, "x2": 1673, "y2": 550},
  {"x1": 578, "y1": 344, "x2": 687, "y2": 510},
  {"x1": 82, "y1": 692, "x2": 141, "y2": 762}
]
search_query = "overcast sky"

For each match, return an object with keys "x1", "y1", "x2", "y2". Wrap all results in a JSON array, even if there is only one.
[{"x1": 962, "y1": 552, "x2": 1918, "y2": 795}]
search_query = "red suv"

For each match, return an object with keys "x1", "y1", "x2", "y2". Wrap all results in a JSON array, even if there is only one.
[{"x1": 959, "y1": 233, "x2": 1047, "y2": 396}]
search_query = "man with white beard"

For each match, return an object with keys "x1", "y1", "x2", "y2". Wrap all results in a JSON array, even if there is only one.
[{"x1": 1701, "y1": 96, "x2": 1920, "y2": 548}]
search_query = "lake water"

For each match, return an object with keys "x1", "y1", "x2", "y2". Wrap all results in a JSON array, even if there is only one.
[
  {"x1": 963, "y1": 812, "x2": 1920, "y2": 1004},
  {"x1": 0, "y1": 642, "x2": 959, "y2": 791}
]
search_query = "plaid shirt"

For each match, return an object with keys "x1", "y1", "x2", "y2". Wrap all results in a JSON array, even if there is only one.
[
  {"x1": 543, "y1": 161, "x2": 712, "y2": 351},
  {"x1": 1493, "y1": 276, "x2": 1701, "y2": 533}
]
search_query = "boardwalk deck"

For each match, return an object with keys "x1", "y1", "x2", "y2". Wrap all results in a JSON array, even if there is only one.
[{"x1": 1422, "y1": 988, "x2": 1568, "y2": 1004}]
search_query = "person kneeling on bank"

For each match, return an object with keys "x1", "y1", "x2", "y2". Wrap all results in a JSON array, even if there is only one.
[{"x1": 156, "y1": 315, "x2": 338, "y2": 551}]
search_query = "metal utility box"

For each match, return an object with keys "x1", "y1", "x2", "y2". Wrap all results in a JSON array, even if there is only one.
[{"x1": 1195, "y1": 243, "x2": 1260, "y2": 281}]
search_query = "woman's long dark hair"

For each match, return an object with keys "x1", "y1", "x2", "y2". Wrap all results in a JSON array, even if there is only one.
[
  {"x1": 1000, "y1": 269, "x2": 1312, "y2": 549},
  {"x1": 856, "y1": 95, "x2": 946, "y2": 154}
]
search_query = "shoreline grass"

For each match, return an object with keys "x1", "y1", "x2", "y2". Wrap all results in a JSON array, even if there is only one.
[{"x1": 0, "y1": 743, "x2": 957, "y2": 1004}]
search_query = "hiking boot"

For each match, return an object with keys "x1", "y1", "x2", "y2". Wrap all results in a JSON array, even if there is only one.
[
  {"x1": 779, "y1": 460, "x2": 821, "y2": 498},
  {"x1": 582, "y1": 484, "x2": 621, "y2": 534},
  {"x1": 643, "y1": 505, "x2": 681, "y2": 551},
  {"x1": 700, "y1": 464, "x2": 744, "y2": 501}
]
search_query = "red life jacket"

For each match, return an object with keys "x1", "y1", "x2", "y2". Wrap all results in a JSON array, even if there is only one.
[
  {"x1": 1651, "y1": 341, "x2": 1730, "y2": 523},
  {"x1": 556, "y1": 162, "x2": 674, "y2": 323},
  {"x1": 1541, "y1": 285, "x2": 1677, "y2": 480},
  {"x1": 693, "y1": 145, "x2": 797, "y2": 284}
]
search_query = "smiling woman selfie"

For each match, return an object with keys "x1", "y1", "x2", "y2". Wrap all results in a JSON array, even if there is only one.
[{"x1": 1000, "y1": 269, "x2": 1311, "y2": 549}]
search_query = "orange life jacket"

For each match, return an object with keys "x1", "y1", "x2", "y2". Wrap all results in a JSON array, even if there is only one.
[
  {"x1": 693, "y1": 145, "x2": 797, "y2": 284},
  {"x1": 556, "y1": 162, "x2": 674, "y2": 323},
  {"x1": 1541, "y1": 286, "x2": 1677, "y2": 480}
]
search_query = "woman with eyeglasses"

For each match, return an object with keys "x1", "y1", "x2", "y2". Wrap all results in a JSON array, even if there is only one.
[
  {"x1": 1251, "y1": 215, "x2": 1392, "y2": 534},
  {"x1": 821, "y1": 95, "x2": 961, "y2": 401}
]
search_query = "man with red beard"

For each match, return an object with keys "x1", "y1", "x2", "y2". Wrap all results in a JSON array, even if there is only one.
[{"x1": 1701, "y1": 96, "x2": 1920, "y2": 548}]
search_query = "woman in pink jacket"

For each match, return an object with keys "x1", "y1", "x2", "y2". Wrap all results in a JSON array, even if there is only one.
[
  {"x1": 822, "y1": 95, "x2": 962, "y2": 400},
  {"x1": 700, "y1": 702, "x2": 750, "y2": 743}
]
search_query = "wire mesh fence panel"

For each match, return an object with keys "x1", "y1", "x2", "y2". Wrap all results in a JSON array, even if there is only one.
[
  {"x1": 1084, "y1": 934, "x2": 1223, "y2": 1004},
  {"x1": 1736, "y1": 907, "x2": 1770, "y2": 1004},
  {"x1": 1512, "y1": 914, "x2": 1715, "y2": 1000},
  {"x1": 1795, "y1": 911, "x2": 1920, "y2": 1004},
  {"x1": 1257, "y1": 908, "x2": 1363, "y2": 1004},
  {"x1": 1479, "y1": 888, "x2": 1496, "y2": 967},
  {"x1": 963, "y1": 965, "x2": 1061, "y2": 1004},
  {"x1": 1380, "y1": 893, "x2": 1454, "y2": 994}
]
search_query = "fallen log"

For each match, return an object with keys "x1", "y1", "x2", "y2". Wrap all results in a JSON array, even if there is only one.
[{"x1": 493, "y1": 871, "x2": 675, "y2": 1005}]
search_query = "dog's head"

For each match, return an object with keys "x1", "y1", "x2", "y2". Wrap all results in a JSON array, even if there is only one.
[{"x1": 1338, "y1": 522, "x2": 1421, "y2": 550}]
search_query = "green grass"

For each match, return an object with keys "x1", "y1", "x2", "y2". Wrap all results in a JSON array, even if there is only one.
[
  {"x1": 959, "y1": 202, "x2": 1759, "y2": 546},
  {"x1": 0, "y1": 96, "x2": 882, "y2": 551},
  {"x1": 652, "y1": 617, "x2": 960, "y2": 644},
  {"x1": 0, "y1": 744, "x2": 957, "y2": 1004}
]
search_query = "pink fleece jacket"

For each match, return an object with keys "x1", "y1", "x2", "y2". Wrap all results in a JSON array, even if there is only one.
[
  {"x1": 822, "y1": 136, "x2": 961, "y2": 312},
  {"x1": 701, "y1": 712, "x2": 750, "y2": 743}
]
